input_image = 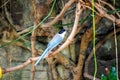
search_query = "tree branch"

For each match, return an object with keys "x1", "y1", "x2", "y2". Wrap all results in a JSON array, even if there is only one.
[
  {"x1": 98, "y1": 0, "x2": 120, "y2": 18},
  {"x1": 2, "y1": 57, "x2": 39, "y2": 74},
  {"x1": 30, "y1": 0, "x2": 37, "y2": 80},
  {"x1": 72, "y1": 12, "x2": 101, "y2": 80},
  {"x1": 78, "y1": 1, "x2": 120, "y2": 26},
  {"x1": 41, "y1": 0, "x2": 76, "y2": 28}
]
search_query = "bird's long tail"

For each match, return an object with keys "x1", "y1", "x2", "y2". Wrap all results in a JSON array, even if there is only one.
[{"x1": 34, "y1": 48, "x2": 49, "y2": 66}]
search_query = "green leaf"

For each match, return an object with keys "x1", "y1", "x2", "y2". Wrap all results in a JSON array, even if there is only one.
[
  {"x1": 101, "y1": 74, "x2": 107, "y2": 80},
  {"x1": 108, "y1": 67, "x2": 117, "y2": 80}
]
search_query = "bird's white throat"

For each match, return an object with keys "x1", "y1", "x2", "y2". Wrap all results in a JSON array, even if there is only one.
[{"x1": 59, "y1": 31, "x2": 66, "y2": 38}]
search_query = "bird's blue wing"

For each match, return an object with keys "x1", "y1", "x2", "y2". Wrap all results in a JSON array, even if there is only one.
[
  {"x1": 43, "y1": 34, "x2": 63, "y2": 58},
  {"x1": 47, "y1": 34, "x2": 63, "y2": 48}
]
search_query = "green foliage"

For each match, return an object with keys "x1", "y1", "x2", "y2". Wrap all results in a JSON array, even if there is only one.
[
  {"x1": 108, "y1": 67, "x2": 117, "y2": 80},
  {"x1": 101, "y1": 66, "x2": 118, "y2": 80},
  {"x1": 101, "y1": 74, "x2": 107, "y2": 80}
]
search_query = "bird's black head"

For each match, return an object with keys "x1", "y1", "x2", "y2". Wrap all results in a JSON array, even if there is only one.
[{"x1": 58, "y1": 28, "x2": 66, "y2": 34}]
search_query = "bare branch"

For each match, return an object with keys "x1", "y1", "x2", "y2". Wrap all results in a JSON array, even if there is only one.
[
  {"x1": 17, "y1": 27, "x2": 33, "y2": 36},
  {"x1": 41, "y1": 0, "x2": 76, "y2": 28},
  {"x1": 30, "y1": 0, "x2": 38, "y2": 79},
  {"x1": 99, "y1": 0, "x2": 120, "y2": 18},
  {"x1": 0, "y1": 0, "x2": 10, "y2": 8},
  {"x1": 2, "y1": 57, "x2": 39, "y2": 74},
  {"x1": 94, "y1": 3, "x2": 120, "y2": 26},
  {"x1": 78, "y1": 1, "x2": 120, "y2": 26}
]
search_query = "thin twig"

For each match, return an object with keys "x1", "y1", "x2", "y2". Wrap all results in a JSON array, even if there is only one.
[
  {"x1": 2, "y1": 57, "x2": 39, "y2": 74},
  {"x1": 113, "y1": 0, "x2": 119, "y2": 79},
  {"x1": 0, "y1": 0, "x2": 10, "y2": 8},
  {"x1": 113, "y1": 23, "x2": 119, "y2": 80},
  {"x1": 41, "y1": 0, "x2": 76, "y2": 28},
  {"x1": 17, "y1": 27, "x2": 33, "y2": 36},
  {"x1": 30, "y1": 0, "x2": 37, "y2": 80},
  {"x1": 99, "y1": 0, "x2": 120, "y2": 18},
  {"x1": 94, "y1": 2, "x2": 120, "y2": 26}
]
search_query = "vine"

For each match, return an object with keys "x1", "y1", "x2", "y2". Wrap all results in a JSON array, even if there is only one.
[{"x1": 92, "y1": 0, "x2": 97, "y2": 79}]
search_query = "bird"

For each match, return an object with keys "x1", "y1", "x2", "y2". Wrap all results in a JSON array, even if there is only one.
[{"x1": 34, "y1": 29, "x2": 66, "y2": 66}]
